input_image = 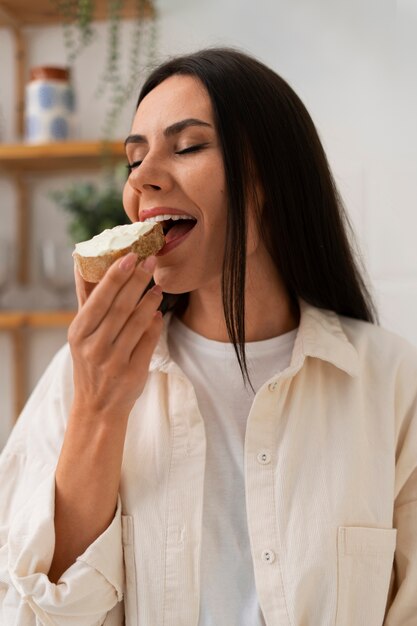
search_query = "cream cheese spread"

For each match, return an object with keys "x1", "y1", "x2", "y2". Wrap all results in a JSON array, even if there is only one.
[{"x1": 73, "y1": 221, "x2": 156, "y2": 257}]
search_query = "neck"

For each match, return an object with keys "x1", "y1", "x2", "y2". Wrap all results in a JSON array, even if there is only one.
[{"x1": 179, "y1": 252, "x2": 300, "y2": 343}]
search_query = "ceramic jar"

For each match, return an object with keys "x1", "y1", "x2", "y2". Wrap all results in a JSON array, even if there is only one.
[{"x1": 25, "y1": 66, "x2": 77, "y2": 143}]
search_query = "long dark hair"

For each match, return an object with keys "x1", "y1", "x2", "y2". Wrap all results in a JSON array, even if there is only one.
[{"x1": 137, "y1": 47, "x2": 378, "y2": 383}]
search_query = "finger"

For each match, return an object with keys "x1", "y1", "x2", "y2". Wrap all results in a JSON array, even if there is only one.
[
  {"x1": 98, "y1": 258, "x2": 158, "y2": 343},
  {"x1": 112, "y1": 284, "x2": 163, "y2": 355},
  {"x1": 74, "y1": 263, "x2": 96, "y2": 309},
  {"x1": 74, "y1": 252, "x2": 150, "y2": 337},
  {"x1": 129, "y1": 311, "x2": 164, "y2": 372}
]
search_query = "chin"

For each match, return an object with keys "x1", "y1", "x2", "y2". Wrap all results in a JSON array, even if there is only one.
[{"x1": 153, "y1": 268, "x2": 193, "y2": 294}]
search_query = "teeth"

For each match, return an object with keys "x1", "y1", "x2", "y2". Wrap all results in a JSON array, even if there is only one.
[
  {"x1": 143, "y1": 215, "x2": 165, "y2": 222},
  {"x1": 143, "y1": 214, "x2": 196, "y2": 223}
]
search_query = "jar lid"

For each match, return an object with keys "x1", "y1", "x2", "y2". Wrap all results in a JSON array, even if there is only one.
[{"x1": 29, "y1": 66, "x2": 70, "y2": 81}]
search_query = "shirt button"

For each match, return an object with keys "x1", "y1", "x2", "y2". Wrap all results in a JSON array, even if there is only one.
[
  {"x1": 268, "y1": 381, "x2": 278, "y2": 392},
  {"x1": 257, "y1": 450, "x2": 271, "y2": 464},
  {"x1": 261, "y1": 549, "x2": 276, "y2": 564}
]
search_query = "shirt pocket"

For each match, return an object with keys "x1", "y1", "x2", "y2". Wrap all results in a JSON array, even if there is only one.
[
  {"x1": 335, "y1": 526, "x2": 396, "y2": 626},
  {"x1": 122, "y1": 515, "x2": 138, "y2": 626}
]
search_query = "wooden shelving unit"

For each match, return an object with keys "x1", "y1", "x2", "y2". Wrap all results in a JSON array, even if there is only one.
[
  {"x1": 0, "y1": 139, "x2": 126, "y2": 420},
  {"x1": 0, "y1": 1, "x2": 153, "y2": 422}
]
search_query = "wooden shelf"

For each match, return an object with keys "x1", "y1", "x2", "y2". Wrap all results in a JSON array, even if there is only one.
[
  {"x1": 0, "y1": 310, "x2": 76, "y2": 421},
  {"x1": 0, "y1": 140, "x2": 126, "y2": 172},
  {"x1": 0, "y1": 0, "x2": 155, "y2": 27},
  {"x1": 0, "y1": 310, "x2": 76, "y2": 329}
]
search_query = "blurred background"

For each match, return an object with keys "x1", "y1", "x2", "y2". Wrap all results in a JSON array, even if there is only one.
[{"x1": 0, "y1": 0, "x2": 416, "y2": 448}]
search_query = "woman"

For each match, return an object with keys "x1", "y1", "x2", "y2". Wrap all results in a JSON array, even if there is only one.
[{"x1": 0, "y1": 48, "x2": 416, "y2": 626}]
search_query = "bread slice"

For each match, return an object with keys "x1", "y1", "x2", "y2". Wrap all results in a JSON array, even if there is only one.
[{"x1": 73, "y1": 222, "x2": 165, "y2": 283}]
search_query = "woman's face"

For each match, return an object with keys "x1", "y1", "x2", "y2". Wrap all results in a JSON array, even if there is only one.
[{"x1": 123, "y1": 74, "x2": 229, "y2": 294}]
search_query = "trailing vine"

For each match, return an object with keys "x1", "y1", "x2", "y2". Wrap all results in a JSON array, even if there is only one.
[
  {"x1": 100, "y1": 0, "x2": 159, "y2": 138},
  {"x1": 51, "y1": 0, "x2": 158, "y2": 138},
  {"x1": 52, "y1": 0, "x2": 95, "y2": 63}
]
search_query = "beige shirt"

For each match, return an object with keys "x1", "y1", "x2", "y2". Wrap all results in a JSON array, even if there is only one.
[
  {"x1": 0, "y1": 300, "x2": 416, "y2": 626},
  {"x1": 168, "y1": 317, "x2": 297, "y2": 625}
]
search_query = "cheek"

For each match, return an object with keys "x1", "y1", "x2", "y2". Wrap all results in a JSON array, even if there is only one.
[
  {"x1": 123, "y1": 182, "x2": 139, "y2": 222},
  {"x1": 189, "y1": 156, "x2": 227, "y2": 217}
]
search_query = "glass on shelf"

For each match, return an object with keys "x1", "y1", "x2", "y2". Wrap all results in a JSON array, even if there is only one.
[{"x1": 39, "y1": 240, "x2": 76, "y2": 309}]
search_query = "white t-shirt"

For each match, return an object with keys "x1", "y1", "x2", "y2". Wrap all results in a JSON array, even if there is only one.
[{"x1": 168, "y1": 316, "x2": 297, "y2": 626}]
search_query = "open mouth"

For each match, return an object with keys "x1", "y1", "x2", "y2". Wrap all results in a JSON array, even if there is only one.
[
  {"x1": 161, "y1": 217, "x2": 197, "y2": 243},
  {"x1": 143, "y1": 214, "x2": 197, "y2": 244}
]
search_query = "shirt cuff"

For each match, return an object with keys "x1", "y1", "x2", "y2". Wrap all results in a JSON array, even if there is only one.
[{"x1": 5, "y1": 470, "x2": 123, "y2": 623}]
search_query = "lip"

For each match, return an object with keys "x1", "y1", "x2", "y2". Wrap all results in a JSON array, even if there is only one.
[{"x1": 139, "y1": 206, "x2": 196, "y2": 222}]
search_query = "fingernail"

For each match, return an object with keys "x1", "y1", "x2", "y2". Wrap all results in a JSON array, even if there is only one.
[
  {"x1": 151, "y1": 284, "x2": 163, "y2": 296},
  {"x1": 141, "y1": 255, "x2": 157, "y2": 273},
  {"x1": 119, "y1": 253, "x2": 137, "y2": 272}
]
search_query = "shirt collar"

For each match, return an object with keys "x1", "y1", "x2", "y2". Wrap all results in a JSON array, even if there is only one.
[
  {"x1": 149, "y1": 298, "x2": 359, "y2": 378},
  {"x1": 289, "y1": 299, "x2": 359, "y2": 378}
]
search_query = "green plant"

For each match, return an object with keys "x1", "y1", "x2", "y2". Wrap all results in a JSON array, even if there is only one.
[
  {"x1": 52, "y1": 0, "x2": 158, "y2": 138},
  {"x1": 52, "y1": 0, "x2": 95, "y2": 63},
  {"x1": 50, "y1": 164, "x2": 130, "y2": 243}
]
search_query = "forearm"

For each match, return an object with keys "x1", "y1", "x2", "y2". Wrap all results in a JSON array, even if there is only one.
[{"x1": 48, "y1": 408, "x2": 128, "y2": 583}]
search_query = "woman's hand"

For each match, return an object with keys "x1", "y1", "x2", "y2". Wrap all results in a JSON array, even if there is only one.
[{"x1": 68, "y1": 252, "x2": 163, "y2": 420}]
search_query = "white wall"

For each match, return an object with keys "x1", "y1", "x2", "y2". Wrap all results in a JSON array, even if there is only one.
[{"x1": 1, "y1": 0, "x2": 416, "y2": 446}]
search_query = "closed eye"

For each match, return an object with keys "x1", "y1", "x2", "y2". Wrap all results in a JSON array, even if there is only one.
[
  {"x1": 126, "y1": 143, "x2": 209, "y2": 174},
  {"x1": 175, "y1": 143, "x2": 208, "y2": 155},
  {"x1": 126, "y1": 160, "x2": 142, "y2": 174}
]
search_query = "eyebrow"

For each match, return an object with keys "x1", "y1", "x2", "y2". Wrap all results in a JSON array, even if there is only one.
[{"x1": 124, "y1": 118, "x2": 213, "y2": 147}]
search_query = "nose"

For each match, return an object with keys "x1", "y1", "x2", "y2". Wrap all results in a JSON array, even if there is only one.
[{"x1": 128, "y1": 153, "x2": 172, "y2": 195}]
